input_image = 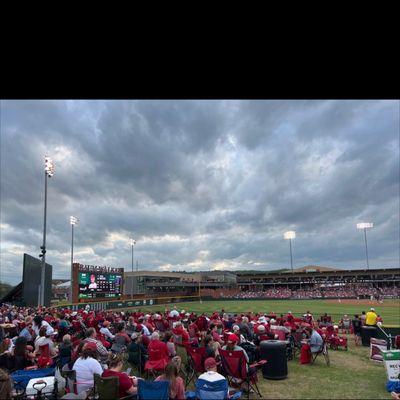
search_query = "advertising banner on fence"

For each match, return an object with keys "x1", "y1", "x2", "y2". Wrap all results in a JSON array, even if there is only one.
[{"x1": 382, "y1": 350, "x2": 400, "y2": 381}]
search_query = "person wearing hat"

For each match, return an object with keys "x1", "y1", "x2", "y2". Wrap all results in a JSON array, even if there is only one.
[
  {"x1": 197, "y1": 357, "x2": 229, "y2": 397},
  {"x1": 365, "y1": 308, "x2": 378, "y2": 326},
  {"x1": 128, "y1": 332, "x2": 147, "y2": 372},
  {"x1": 222, "y1": 334, "x2": 249, "y2": 363},
  {"x1": 72, "y1": 342, "x2": 103, "y2": 394},
  {"x1": 100, "y1": 320, "x2": 115, "y2": 341}
]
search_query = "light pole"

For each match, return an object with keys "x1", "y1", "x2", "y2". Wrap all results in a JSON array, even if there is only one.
[
  {"x1": 38, "y1": 156, "x2": 55, "y2": 307},
  {"x1": 284, "y1": 231, "x2": 296, "y2": 273},
  {"x1": 357, "y1": 222, "x2": 373, "y2": 270},
  {"x1": 69, "y1": 216, "x2": 78, "y2": 302},
  {"x1": 130, "y1": 238, "x2": 136, "y2": 298}
]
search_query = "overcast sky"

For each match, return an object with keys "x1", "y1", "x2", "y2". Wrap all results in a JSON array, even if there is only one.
[{"x1": 0, "y1": 100, "x2": 399, "y2": 285}]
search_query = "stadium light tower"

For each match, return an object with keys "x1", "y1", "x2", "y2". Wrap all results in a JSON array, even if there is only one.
[
  {"x1": 69, "y1": 216, "x2": 78, "y2": 302},
  {"x1": 130, "y1": 238, "x2": 136, "y2": 298},
  {"x1": 357, "y1": 222, "x2": 373, "y2": 270},
  {"x1": 38, "y1": 156, "x2": 55, "y2": 306},
  {"x1": 284, "y1": 231, "x2": 296, "y2": 273}
]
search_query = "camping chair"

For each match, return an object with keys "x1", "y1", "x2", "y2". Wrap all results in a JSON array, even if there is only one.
[
  {"x1": 61, "y1": 369, "x2": 77, "y2": 395},
  {"x1": 185, "y1": 345, "x2": 206, "y2": 386},
  {"x1": 187, "y1": 377, "x2": 242, "y2": 400},
  {"x1": 137, "y1": 379, "x2": 169, "y2": 400},
  {"x1": 144, "y1": 348, "x2": 168, "y2": 379},
  {"x1": 93, "y1": 373, "x2": 135, "y2": 400},
  {"x1": 37, "y1": 344, "x2": 54, "y2": 368},
  {"x1": 310, "y1": 341, "x2": 330, "y2": 366},
  {"x1": 219, "y1": 349, "x2": 264, "y2": 399}
]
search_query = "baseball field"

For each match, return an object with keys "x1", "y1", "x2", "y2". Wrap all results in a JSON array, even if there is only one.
[{"x1": 128, "y1": 298, "x2": 400, "y2": 399}]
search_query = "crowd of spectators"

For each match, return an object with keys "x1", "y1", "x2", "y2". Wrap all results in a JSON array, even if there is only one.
[
  {"x1": 222, "y1": 284, "x2": 399, "y2": 300},
  {"x1": 1, "y1": 301, "x2": 381, "y2": 399}
]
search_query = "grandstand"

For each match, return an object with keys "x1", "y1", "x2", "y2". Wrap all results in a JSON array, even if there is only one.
[{"x1": 120, "y1": 266, "x2": 399, "y2": 301}]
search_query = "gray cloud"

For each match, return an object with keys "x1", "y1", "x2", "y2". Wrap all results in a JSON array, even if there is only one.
[{"x1": 1, "y1": 100, "x2": 399, "y2": 285}]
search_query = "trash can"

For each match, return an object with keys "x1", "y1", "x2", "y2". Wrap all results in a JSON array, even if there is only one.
[
  {"x1": 361, "y1": 325, "x2": 377, "y2": 347},
  {"x1": 259, "y1": 340, "x2": 288, "y2": 380}
]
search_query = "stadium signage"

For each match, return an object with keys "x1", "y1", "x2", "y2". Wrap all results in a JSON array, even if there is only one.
[{"x1": 382, "y1": 350, "x2": 400, "y2": 381}]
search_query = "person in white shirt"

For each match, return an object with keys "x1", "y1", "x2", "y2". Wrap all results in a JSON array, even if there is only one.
[
  {"x1": 100, "y1": 321, "x2": 115, "y2": 340},
  {"x1": 73, "y1": 342, "x2": 103, "y2": 394},
  {"x1": 34, "y1": 327, "x2": 58, "y2": 357},
  {"x1": 168, "y1": 307, "x2": 180, "y2": 318},
  {"x1": 198, "y1": 357, "x2": 230, "y2": 398},
  {"x1": 32, "y1": 316, "x2": 54, "y2": 337}
]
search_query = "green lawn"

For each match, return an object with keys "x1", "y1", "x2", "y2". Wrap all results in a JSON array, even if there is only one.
[
  {"x1": 122, "y1": 299, "x2": 399, "y2": 399},
  {"x1": 133, "y1": 298, "x2": 400, "y2": 326}
]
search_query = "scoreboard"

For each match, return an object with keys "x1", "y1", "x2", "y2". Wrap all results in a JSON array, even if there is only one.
[{"x1": 74, "y1": 264, "x2": 124, "y2": 300}]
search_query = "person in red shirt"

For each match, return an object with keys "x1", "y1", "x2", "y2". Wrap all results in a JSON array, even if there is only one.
[
  {"x1": 172, "y1": 321, "x2": 190, "y2": 345},
  {"x1": 102, "y1": 353, "x2": 137, "y2": 399},
  {"x1": 148, "y1": 331, "x2": 170, "y2": 362}
]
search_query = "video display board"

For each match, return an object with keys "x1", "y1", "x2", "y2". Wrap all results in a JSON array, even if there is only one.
[{"x1": 77, "y1": 265, "x2": 123, "y2": 299}]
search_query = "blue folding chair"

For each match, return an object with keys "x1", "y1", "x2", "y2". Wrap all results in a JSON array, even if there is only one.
[
  {"x1": 138, "y1": 379, "x2": 170, "y2": 400},
  {"x1": 189, "y1": 377, "x2": 241, "y2": 400}
]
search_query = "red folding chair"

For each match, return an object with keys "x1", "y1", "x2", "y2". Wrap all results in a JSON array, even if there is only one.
[
  {"x1": 37, "y1": 344, "x2": 53, "y2": 368},
  {"x1": 219, "y1": 348, "x2": 265, "y2": 399},
  {"x1": 185, "y1": 345, "x2": 206, "y2": 386},
  {"x1": 154, "y1": 320, "x2": 167, "y2": 332},
  {"x1": 144, "y1": 347, "x2": 168, "y2": 378}
]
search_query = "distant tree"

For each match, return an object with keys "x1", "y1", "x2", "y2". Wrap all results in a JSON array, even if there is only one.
[{"x1": 0, "y1": 282, "x2": 14, "y2": 298}]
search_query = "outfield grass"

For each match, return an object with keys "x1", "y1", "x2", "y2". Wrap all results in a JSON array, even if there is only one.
[
  {"x1": 134, "y1": 298, "x2": 400, "y2": 325},
  {"x1": 123, "y1": 299, "x2": 399, "y2": 399}
]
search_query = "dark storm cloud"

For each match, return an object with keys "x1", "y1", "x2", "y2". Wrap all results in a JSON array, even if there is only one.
[{"x1": 0, "y1": 100, "x2": 399, "y2": 285}]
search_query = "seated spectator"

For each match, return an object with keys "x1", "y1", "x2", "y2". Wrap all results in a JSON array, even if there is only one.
[
  {"x1": 307, "y1": 327, "x2": 323, "y2": 353},
  {"x1": 0, "y1": 368, "x2": 12, "y2": 399},
  {"x1": 83, "y1": 327, "x2": 110, "y2": 365},
  {"x1": 148, "y1": 331, "x2": 169, "y2": 363},
  {"x1": 111, "y1": 323, "x2": 131, "y2": 353},
  {"x1": 73, "y1": 342, "x2": 103, "y2": 395},
  {"x1": 163, "y1": 331, "x2": 176, "y2": 358},
  {"x1": 155, "y1": 361, "x2": 186, "y2": 400},
  {"x1": 208, "y1": 324, "x2": 224, "y2": 345},
  {"x1": 222, "y1": 334, "x2": 249, "y2": 363},
  {"x1": 127, "y1": 332, "x2": 147, "y2": 372},
  {"x1": 19, "y1": 317, "x2": 33, "y2": 343},
  {"x1": 59, "y1": 334, "x2": 73, "y2": 367},
  {"x1": 203, "y1": 335, "x2": 217, "y2": 359},
  {"x1": 102, "y1": 353, "x2": 137, "y2": 399},
  {"x1": 100, "y1": 321, "x2": 115, "y2": 341},
  {"x1": 172, "y1": 321, "x2": 190, "y2": 346},
  {"x1": 32, "y1": 315, "x2": 54, "y2": 337},
  {"x1": 197, "y1": 357, "x2": 229, "y2": 398},
  {"x1": 7, "y1": 336, "x2": 34, "y2": 371},
  {"x1": 34, "y1": 326, "x2": 58, "y2": 357}
]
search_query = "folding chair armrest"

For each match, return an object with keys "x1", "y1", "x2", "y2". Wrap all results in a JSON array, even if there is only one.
[{"x1": 250, "y1": 359, "x2": 267, "y2": 368}]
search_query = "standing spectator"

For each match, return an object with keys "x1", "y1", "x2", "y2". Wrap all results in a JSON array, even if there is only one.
[
  {"x1": 360, "y1": 311, "x2": 367, "y2": 326},
  {"x1": 365, "y1": 308, "x2": 378, "y2": 326},
  {"x1": 352, "y1": 315, "x2": 362, "y2": 346}
]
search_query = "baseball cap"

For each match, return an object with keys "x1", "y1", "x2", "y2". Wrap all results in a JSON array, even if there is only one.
[
  {"x1": 204, "y1": 357, "x2": 217, "y2": 369},
  {"x1": 370, "y1": 308, "x2": 375, "y2": 311},
  {"x1": 131, "y1": 332, "x2": 139, "y2": 340},
  {"x1": 228, "y1": 334, "x2": 238, "y2": 343},
  {"x1": 83, "y1": 342, "x2": 97, "y2": 352},
  {"x1": 258, "y1": 325, "x2": 266, "y2": 332}
]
